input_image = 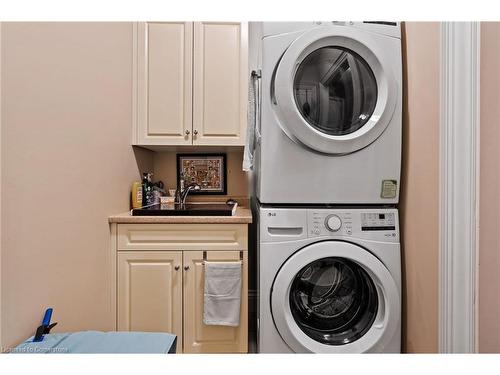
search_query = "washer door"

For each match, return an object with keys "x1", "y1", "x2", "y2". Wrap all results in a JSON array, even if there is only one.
[
  {"x1": 272, "y1": 27, "x2": 397, "y2": 154},
  {"x1": 271, "y1": 241, "x2": 400, "y2": 353}
]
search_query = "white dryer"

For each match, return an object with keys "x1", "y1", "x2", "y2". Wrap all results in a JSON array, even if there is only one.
[
  {"x1": 257, "y1": 206, "x2": 401, "y2": 353},
  {"x1": 250, "y1": 22, "x2": 402, "y2": 204}
]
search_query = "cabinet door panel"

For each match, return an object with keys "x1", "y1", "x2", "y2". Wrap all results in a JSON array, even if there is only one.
[
  {"x1": 183, "y1": 251, "x2": 248, "y2": 353},
  {"x1": 193, "y1": 22, "x2": 248, "y2": 145},
  {"x1": 118, "y1": 251, "x2": 183, "y2": 352},
  {"x1": 135, "y1": 22, "x2": 192, "y2": 145}
]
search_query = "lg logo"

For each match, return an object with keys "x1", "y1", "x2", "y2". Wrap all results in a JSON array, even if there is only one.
[{"x1": 267, "y1": 212, "x2": 277, "y2": 217}]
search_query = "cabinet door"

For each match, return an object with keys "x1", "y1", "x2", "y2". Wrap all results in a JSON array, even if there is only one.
[
  {"x1": 193, "y1": 22, "x2": 248, "y2": 146},
  {"x1": 117, "y1": 251, "x2": 183, "y2": 352},
  {"x1": 134, "y1": 22, "x2": 193, "y2": 145},
  {"x1": 183, "y1": 251, "x2": 248, "y2": 353}
]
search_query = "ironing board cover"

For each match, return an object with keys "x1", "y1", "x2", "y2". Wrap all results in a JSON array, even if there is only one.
[{"x1": 12, "y1": 331, "x2": 177, "y2": 354}]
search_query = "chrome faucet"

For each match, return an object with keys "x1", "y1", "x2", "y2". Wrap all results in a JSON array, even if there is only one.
[{"x1": 180, "y1": 183, "x2": 201, "y2": 205}]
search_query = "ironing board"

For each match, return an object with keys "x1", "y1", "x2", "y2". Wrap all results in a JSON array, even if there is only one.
[{"x1": 12, "y1": 331, "x2": 177, "y2": 354}]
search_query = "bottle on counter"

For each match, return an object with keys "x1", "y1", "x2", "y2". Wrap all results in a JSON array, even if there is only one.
[
  {"x1": 152, "y1": 181, "x2": 166, "y2": 205},
  {"x1": 131, "y1": 181, "x2": 143, "y2": 209},
  {"x1": 141, "y1": 172, "x2": 154, "y2": 207}
]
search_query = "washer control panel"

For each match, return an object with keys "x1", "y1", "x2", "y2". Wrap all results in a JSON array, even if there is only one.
[{"x1": 307, "y1": 208, "x2": 399, "y2": 242}]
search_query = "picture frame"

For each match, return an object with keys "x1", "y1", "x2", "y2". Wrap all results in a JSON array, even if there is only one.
[{"x1": 176, "y1": 153, "x2": 227, "y2": 195}]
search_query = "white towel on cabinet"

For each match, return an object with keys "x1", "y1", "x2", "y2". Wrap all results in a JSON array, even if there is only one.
[{"x1": 203, "y1": 261, "x2": 242, "y2": 327}]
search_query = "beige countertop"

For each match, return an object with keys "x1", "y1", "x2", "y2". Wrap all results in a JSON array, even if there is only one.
[{"x1": 108, "y1": 206, "x2": 252, "y2": 224}]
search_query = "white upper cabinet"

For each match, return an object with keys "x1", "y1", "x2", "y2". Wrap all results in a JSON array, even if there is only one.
[
  {"x1": 133, "y1": 22, "x2": 248, "y2": 147},
  {"x1": 134, "y1": 22, "x2": 193, "y2": 145},
  {"x1": 192, "y1": 22, "x2": 248, "y2": 145}
]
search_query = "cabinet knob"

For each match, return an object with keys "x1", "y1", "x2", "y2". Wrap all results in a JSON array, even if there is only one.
[
  {"x1": 193, "y1": 129, "x2": 198, "y2": 135},
  {"x1": 185, "y1": 129, "x2": 190, "y2": 135},
  {"x1": 184, "y1": 266, "x2": 190, "y2": 271},
  {"x1": 174, "y1": 265, "x2": 180, "y2": 271}
]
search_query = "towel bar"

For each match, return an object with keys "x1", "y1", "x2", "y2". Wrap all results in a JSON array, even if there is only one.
[{"x1": 202, "y1": 250, "x2": 243, "y2": 265}]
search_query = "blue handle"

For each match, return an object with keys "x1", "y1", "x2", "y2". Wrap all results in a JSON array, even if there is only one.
[{"x1": 42, "y1": 308, "x2": 53, "y2": 326}]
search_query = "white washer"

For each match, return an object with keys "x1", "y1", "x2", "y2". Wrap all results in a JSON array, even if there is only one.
[
  {"x1": 257, "y1": 205, "x2": 401, "y2": 353},
  {"x1": 250, "y1": 22, "x2": 402, "y2": 204}
]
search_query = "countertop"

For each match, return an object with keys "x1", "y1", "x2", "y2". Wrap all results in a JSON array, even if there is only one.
[{"x1": 108, "y1": 206, "x2": 253, "y2": 224}]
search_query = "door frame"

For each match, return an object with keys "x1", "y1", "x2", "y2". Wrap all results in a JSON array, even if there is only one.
[
  {"x1": 439, "y1": 22, "x2": 480, "y2": 353},
  {"x1": 0, "y1": 22, "x2": 3, "y2": 351}
]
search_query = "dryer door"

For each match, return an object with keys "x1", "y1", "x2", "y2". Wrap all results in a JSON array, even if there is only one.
[
  {"x1": 272, "y1": 26, "x2": 398, "y2": 154},
  {"x1": 271, "y1": 241, "x2": 400, "y2": 353}
]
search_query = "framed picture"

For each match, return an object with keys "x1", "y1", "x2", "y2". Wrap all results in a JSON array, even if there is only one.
[{"x1": 176, "y1": 154, "x2": 227, "y2": 195}]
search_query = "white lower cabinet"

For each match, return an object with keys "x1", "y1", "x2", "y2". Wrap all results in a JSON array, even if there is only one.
[
  {"x1": 117, "y1": 251, "x2": 183, "y2": 351},
  {"x1": 113, "y1": 224, "x2": 248, "y2": 353}
]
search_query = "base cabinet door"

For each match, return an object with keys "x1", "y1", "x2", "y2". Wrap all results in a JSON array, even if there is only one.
[
  {"x1": 117, "y1": 251, "x2": 183, "y2": 352},
  {"x1": 183, "y1": 251, "x2": 248, "y2": 353}
]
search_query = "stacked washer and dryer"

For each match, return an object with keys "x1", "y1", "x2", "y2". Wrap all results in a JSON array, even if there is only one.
[{"x1": 247, "y1": 22, "x2": 403, "y2": 353}]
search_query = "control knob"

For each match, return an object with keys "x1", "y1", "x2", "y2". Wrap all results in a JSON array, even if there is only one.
[{"x1": 325, "y1": 215, "x2": 342, "y2": 232}]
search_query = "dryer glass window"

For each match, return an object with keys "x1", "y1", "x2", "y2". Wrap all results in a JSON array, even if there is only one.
[
  {"x1": 293, "y1": 47, "x2": 377, "y2": 136},
  {"x1": 289, "y1": 257, "x2": 378, "y2": 345}
]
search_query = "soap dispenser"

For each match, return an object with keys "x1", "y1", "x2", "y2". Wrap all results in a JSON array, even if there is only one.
[{"x1": 141, "y1": 172, "x2": 154, "y2": 207}]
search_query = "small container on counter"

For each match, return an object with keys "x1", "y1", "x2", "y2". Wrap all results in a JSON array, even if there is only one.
[
  {"x1": 153, "y1": 181, "x2": 166, "y2": 205},
  {"x1": 131, "y1": 181, "x2": 143, "y2": 209},
  {"x1": 160, "y1": 196, "x2": 175, "y2": 209}
]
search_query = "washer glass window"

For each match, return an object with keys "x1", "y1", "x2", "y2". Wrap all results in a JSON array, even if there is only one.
[
  {"x1": 289, "y1": 257, "x2": 378, "y2": 345},
  {"x1": 293, "y1": 47, "x2": 377, "y2": 136}
]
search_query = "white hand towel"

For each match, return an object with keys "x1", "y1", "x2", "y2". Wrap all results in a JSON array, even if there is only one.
[
  {"x1": 203, "y1": 261, "x2": 242, "y2": 327},
  {"x1": 243, "y1": 72, "x2": 257, "y2": 171}
]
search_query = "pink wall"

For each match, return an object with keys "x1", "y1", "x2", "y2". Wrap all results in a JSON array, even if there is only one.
[
  {"x1": 478, "y1": 22, "x2": 500, "y2": 353},
  {"x1": 1, "y1": 23, "x2": 153, "y2": 349},
  {"x1": 400, "y1": 22, "x2": 440, "y2": 353}
]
